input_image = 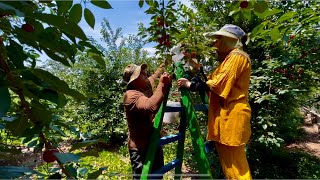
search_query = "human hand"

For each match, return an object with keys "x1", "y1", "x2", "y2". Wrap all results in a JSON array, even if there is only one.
[
  {"x1": 160, "y1": 72, "x2": 172, "y2": 86},
  {"x1": 177, "y1": 78, "x2": 191, "y2": 89}
]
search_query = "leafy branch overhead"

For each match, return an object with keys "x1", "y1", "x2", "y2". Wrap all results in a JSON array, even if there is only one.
[{"x1": 0, "y1": 0, "x2": 112, "y2": 178}]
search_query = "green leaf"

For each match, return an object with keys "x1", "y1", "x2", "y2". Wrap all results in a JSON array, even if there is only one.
[
  {"x1": 0, "y1": 18, "x2": 12, "y2": 34},
  {"x1": 250, "y1": 21, "x2": 267, "y2": 38},
  {"x1": 0, "y1": 2, "x2": 26, "y2": 17},
  {"x1": 48, "y1": 173, "x2": 62, "y2": 179},
  {"x1": 89, "y1": 53, "x2": 105, "y2": 68},
  {"x1": 65, "y1": 165, "x2": 77, "y2": 178},
  {"x1": 69, "y1": 4, "x2": 82, "y2": 24},
  {"x1": 54, "y1": 153, "x2": 80, "y2": 164},
  {"x1": 0, "y1": 166, "x2": 34, "y2": 179},
  {"x1": 0, "y1": 86, "x2": 11, "y2": 119},
  {"x1": 6, "y1": 40, "x2": 27, "y2": 69},
  {"x1": 35, "y1": 13, "x2": 87, "y2": 40},
  {"x1": 6, "y1": 115, "x2": 29, "y2": 137},
  {"x1": 43, "y1": 49, "x2": 70, "y2": 67},
  {"x1": 27, "y1": 139, "x2": 38, "y2": 148},
  {"x1": 229, "y1": 8, "x2": 240, "y2": 16},
  {"x1": 253, "y1": 1, "x2": 268, "y2": 13},
  {"x1": 78, "y1": 168, "x2": 88, "y2": 177},
  {"x1": 56, "y1": 0, "x2": 73, "y2": 15},
  {"x1": 79, "y1": 150, "x2": 99, "y2": 157},
  {"x1": 78, "y1": 41, "x2": 102, "y2": 54},
  {"x1": 30, "y1": 101, "x2": 52, "y2": 126},
  {"x1": 31, "y1": 68, "x2": 86, "y2": 101},
  {"x1": 241, "y1": 9, "x2": 251, "y2": 21},
  {"x1": 49, "y1": 125, "x2": 67, "y2": 136},
  {"x1": 70, "y1": 139, "x2": 103, "y2": 151},
  {"x1": 91, "y1": 0, "x2": 112, "y2": 9},
  {"x1": 87, "y1": 169, "x2": 104, "y2": 179},
  {"x1": 270, "y1": 27, "x2": 280, "y2": 42},
  {"x1": 254, "y1": 8, "x2": 282, "y2": 19},
  {"x1": 84, "y1": 8, "x2": 95, "y2": 29},
  {"x1": 37, "y1": 89, "x2": 67, "y2": 108},
  {"x1": 276, "y1": 11, "x2": 297, "y2": 23},
  {"x1": 138, "y1": 0, "x2": 144, "y2": 8},
  {"x1": 145, "y1": 0, "x2": 153, "y2": 6}
]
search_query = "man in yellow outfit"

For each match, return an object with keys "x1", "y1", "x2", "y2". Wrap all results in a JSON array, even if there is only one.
[{"x1": 177, "y1": 24, "x2": 252, "y2": 179}]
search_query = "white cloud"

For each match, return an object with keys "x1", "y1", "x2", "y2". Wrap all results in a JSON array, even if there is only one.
[
  {"x1": 179, "y1": 0, "x2": 193, "y2": 8},
  {"x1": 115, "y1": 38, "x2": 123, "y2": 47},
  {"x1": 142, "y1": 47, "x2": 157, "y2": 57}
]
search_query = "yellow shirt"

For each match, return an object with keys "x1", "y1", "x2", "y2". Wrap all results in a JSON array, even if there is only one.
[{"x1": 206, "y1": 49, "x2": 251, "y2": 146}]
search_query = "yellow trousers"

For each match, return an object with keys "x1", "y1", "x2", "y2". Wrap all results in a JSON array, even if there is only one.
[{"x1": 215, "y1": 142, "x2": 252, "y2": 180}]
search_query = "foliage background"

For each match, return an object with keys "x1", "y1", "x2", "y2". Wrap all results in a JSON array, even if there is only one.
[{"x1": 0, "y1": 0, "x2": 319, "y2": 179}]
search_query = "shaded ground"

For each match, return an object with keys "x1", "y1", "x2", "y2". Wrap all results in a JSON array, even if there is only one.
[
  {"x1": 1, "y1": 119, "x2": 319, "y2": 179},
  {"x1": 287, "y1": 124, "x2": 320, "y2": 158}
]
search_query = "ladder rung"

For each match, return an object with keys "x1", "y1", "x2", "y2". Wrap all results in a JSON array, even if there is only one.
[
  {"x1": 159, "y1": 133, "x2": 182, "y2": 146},
  {"x1": 152, "y1": 159, "x2": 181, "y2": 175},
  {"x1": 165, "y1": 104, "x2": 208, "y2": 112},
  {"x1": 165, "y1": 106, "x2": 184, "y2": 112},
  {"x1": 194, "y1": 104, "x2": 208, "y2": 111}
]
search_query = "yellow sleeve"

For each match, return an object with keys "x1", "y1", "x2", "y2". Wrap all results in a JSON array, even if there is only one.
[{"x1": 206, "y1": 53, "x2": 247, "y2": 99}]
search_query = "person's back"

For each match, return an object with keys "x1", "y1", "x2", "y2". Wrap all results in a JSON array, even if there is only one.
[
  {"x1": 122, "y1": 63, "x2": 171, "y2": 179},
  {"x1": 124, "y1": 89, "x2": 156, "y2": 150}
]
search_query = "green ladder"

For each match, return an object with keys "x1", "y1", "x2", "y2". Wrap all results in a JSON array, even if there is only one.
[{"x1": 140, "y1": 62, "x2": 213, "y2": 179}]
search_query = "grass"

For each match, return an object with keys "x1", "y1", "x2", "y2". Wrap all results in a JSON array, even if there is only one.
[{"x1": 80, "y1": 150, "x2": 131, "y2": 179}]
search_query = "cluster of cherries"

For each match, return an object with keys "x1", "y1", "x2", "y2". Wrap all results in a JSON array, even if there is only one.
[{"x1": 156, "y1": 17, "x2": 171, "y2": 47}]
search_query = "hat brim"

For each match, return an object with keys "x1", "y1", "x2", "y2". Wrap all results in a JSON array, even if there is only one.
[
  {"x1": 204, "y1": 30, "x2": 239, "y2": 40},
  {"x1": 127, "y1": 64, "x2": 147, "y2": 84}
]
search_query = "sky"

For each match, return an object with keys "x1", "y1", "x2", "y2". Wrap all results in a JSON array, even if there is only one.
[
  {"x1": 80, "y1": 0, "x2": 155, "y2": 54},
  {"x1": 40, "y1": 0, "x2": 192, "y2": 61},
  {"x1": 79, "y1": 0, "x2": 192, "y2": 55}
]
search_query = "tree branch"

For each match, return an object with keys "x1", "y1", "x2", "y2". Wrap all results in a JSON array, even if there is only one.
[{"x1": 0, "y1": 40, "x2": 72, "y2": 178}]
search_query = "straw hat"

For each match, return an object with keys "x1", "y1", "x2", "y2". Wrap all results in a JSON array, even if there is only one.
[
  {"x1": 204, "y1": 24, "x2": 246, "y2": 40},
  {"x1": 123, "y1": 63, "x2": 147, "y2": 85}
]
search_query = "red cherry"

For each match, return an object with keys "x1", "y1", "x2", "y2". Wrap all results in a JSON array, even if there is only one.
[
  {"x1": 300, "y1": 41, "x2": 304, "y2": 45},
  {"x1": 165, "y1": 41, "x2": 171, "y2": 47},
  {"x1": 157, "y1": 21, "x2": 164, "y2": 27},
  {"x1": 156, "y1": 17, "x2": 161, "y2": 22},
  {"x1": 22, "y1": 23, "x2": 34, "y2": 32},
  {"x1": 191, "y1": 52, "x2": 196, "y2": 58},
  {"x1": 289, "y1": 35, "x2": 295, "y2": 39},
  {"x1": 240, "y1": 1, "x2": 249, "y2": 8},
  {"x1": 43, "y1": 148, "x2": 59, "y2": 163}
]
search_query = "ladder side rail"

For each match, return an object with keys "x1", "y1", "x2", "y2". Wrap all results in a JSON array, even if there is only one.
[
  {"x1": 140, "y1": 85, "x2": 171, "y2": 180},
  {"x1": 174, "y1": 105, "x2": 187, "y2": 179},
  {"x1": 175, "y1": 62, "x2": 213, "y2": 179}
]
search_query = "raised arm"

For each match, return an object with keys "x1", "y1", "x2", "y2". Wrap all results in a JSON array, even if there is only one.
[
  {"x1": 148, "y1": 64, "x2": 165, "y2": 88},
  {"x1": 124, "y1": 72, "x2": 171, "y2": 114}
]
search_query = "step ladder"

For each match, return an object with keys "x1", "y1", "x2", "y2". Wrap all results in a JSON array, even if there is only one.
[{"x1": 140, "y1": 62, "x2": 213, "y2": 180}]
